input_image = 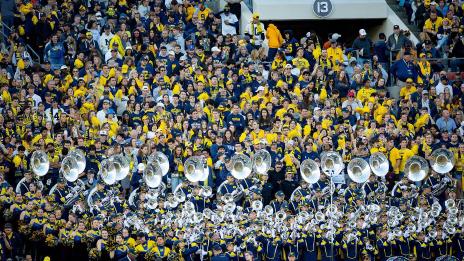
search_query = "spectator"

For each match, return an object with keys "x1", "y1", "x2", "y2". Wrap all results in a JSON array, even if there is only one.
[
  {"x1": 387, "y1": 25, "x2": 407, "y2": 58},
  {"x1": 43, "y1": 35, "x2": 65, "y2": 70},
  {"x1": 436, "y1": 110, "x2": 457, "y2": 132},
  {"x1": 352, "y1": 29, "x2": 373, "y2": 64},
  {"x1": 220, "y1": 5, "x2": 239, "y2": 36},
  {"x1": 373, "y1": 33, "x2": 388, "y2": 68},
  {"x1": 423, "y1": 11, "x2": 443, "y2": 43},
  {"x1": 266, "y1": 23, "x2": 284, "y2": 62},
  {"x1": 435, "y1": 75, "x2": 453, "y2": 97},
  {"x1": 245, "y1": 13, "x2": 265, "y2": 48},
  {"x1": 390, "y1": 50, "x2": 418, "y2": 85}
]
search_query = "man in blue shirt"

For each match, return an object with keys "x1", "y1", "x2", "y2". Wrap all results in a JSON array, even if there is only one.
[
  {"x1": 226, "y1": 104, "x2": 246, "y2": 133},
  {"x1": 436, "y1": 110, "x2": 457, "y2": 133},
  {"x1": 390, "y1": 50, "x2": 418, "y2": 84}
]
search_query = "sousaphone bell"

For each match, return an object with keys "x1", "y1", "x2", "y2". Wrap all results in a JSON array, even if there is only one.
[
  {"x1": 68, "y1": 149, "x2": 86, "y2": 174},
  {"x1": 149, "y1": 152, "x2": 170, "y2": 176},
  {"x1": 229, "y1": 154, "x2": 252, "y2": 180},
  {"x1": 430, "y1": 148, "x2": 455, "y2": 174},
  {"x1": 405, "y1": 156, "x2": 429, "y2": 182},
  {"x1": 60, "y1": 156, "x2": 79, "y2": 182},
  {"x1": 110, "y1": 154, "x2": 130, "y2": 181},
  {"x1": 144, "y1": 162, "x2": 163, "y2": 188},
  {"x1": 252, "y1": 149, "x2": 271, "y2": 175},
  {"x1": 30, "y1": 150, "x2": 49, "y2": 177},
  {"x1": 300, "y1": 159, "x2": 320, "y2": 184},
  {"x1": 347, "y1": 158, "x2": 371, "y2": 183},
  {"x1": 369, "y1": 152, "x2": 389, "y2": 177},
  {"x1": 321, "y1": 151, "x2": 344, "y2": 176},
  {"x1": 184, "y1": 156, "x2": 207, "y2": 182},
  {"x1": 100, "y1": 159, "x2": 117, "y2": 185}
]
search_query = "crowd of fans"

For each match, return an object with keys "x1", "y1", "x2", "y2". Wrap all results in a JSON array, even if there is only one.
[{"x1": 0, "y1": 0, "x2": 463, "y2": 260}]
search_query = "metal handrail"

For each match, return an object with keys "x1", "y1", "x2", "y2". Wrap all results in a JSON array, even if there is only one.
[
  {"x1": 0, "y1": 20, "x2": 41, "y2": 64},
  {"x1": 389, "y1": 51, "x2": 464, "y2": 87}
]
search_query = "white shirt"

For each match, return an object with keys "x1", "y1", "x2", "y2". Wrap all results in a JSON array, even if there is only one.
[
  {"x1": 45, "y1": 107, "x2": 64, "y2": 124},
  {"x1": 27, "y1": 94, "x2": 42, "y2": 109},
  {"x1": 245, "y1": 22, "x2": 265, "y2": 45},
  {"x1": 435, "y1": 82, "x2": 453, "y2": 97},
  {"x1": 220, "y1": 13, "x2": 238, "y2": 35},
  {"x1": 138, "y1": 4, "x2": 150, "y2": 17},
  {"x1": 99, "y1": 32, "x2": 114, "y2": 55},
  {"x1": 97, "y1": 110, "x2": 107, "y2": 123}
]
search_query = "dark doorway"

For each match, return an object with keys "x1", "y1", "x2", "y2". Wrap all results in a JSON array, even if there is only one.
[{"x1": 262, "y1": 19, "x2": 385, "y2": 46}]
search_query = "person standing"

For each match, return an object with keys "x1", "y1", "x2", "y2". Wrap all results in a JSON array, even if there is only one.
[
  {"x1": 220, "y1": 4, "x2": 239, "y2": 36},
  {"x1": 225, "y1": 0, "x2": 243, "y2": 20},
  {"x1": 245, "y1": 13, "x2": 265, "y2": 48},
  {"x1": 390, "y1": 50, "x2": 418, "y2": 86},
  {"x1": 266, "y1": 23, "x2": 284, "y2": 62},
  {"x1": 352, "y1": 29, "x2": 373, "y2": 64},
  {"x1": 387, "y1": 25, "x2": 407, "y2": 60}
]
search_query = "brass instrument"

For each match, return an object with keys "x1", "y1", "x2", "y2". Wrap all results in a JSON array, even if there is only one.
[
  {"x1": 430, "y1": 149, "x2": 455, "y2": 174},
  {"x1": 252, "y1": 149, "x2": 272, "y2": 175},
  {"x1": 229, "y1": 154, "x2": 252, "y2": 180},
  {"x1": 143, "y1": 162, "x2": 163, "y2": 188},
  {"x1": 321, "y1": 151, "x2": 344, "y2": 176},
  {"x1": 30, "y1": 150, "x2": 49, "y2": 177},
  {"x1": 347, "y1": 158, "x2": 371, "y2": 183},
  {"x1": 405, "y1": 156, "x2": 429, "y2": 182},
  {"x1": 300, "y1": 159, "x2": 320, "y2": 184},
  {"x1": 369, "y1": 152, "x2": 389, "y2": 177}
]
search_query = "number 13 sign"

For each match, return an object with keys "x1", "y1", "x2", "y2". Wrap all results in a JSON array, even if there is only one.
[{"x1": 313, "y1": 0, "x2": 333, "y2": 18}]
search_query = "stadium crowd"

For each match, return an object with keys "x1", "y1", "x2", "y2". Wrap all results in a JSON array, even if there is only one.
[{"x1": 0, "y1": 0, "x2": 463, "y2": 260}]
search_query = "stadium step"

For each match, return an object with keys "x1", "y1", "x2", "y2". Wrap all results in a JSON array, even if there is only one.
[{"x1": 384, "y1": 0, "x2": 421, "y2": 39}]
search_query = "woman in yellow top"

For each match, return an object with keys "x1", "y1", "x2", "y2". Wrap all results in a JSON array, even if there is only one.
[{"x1": 271, "y1": 51, "x2": 287, "y2": 71}]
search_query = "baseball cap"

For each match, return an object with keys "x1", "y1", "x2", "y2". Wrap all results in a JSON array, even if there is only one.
[
  {"x1": 252, "y1": 12, "x2": 260, "y2": 19},
  {"x1": 211, "y1": 46, "x2": 221, "y2": 52},
  {"x1": 406, "y1": 78, "x2": 413, "y2": 83},
  {"x1": 332, "y1": 33, "x2": 342, "y2": 40},
  {"x1": 393, "y1": 25, "x2": 400, "y2": 30},
  {"x1": 359, "y1": 29, "x2": 367, "y2": 36}
]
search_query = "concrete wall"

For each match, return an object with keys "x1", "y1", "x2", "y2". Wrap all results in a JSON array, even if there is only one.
[
  {"x1": 240, "y1": 1, "x2": 254, "y2": 35},
  {"x1": 370, "y1": 5, "x2": 419, "y2": 45},
  {"x1": 253, "y1": 0, "x2": 388, "y2": 20}
]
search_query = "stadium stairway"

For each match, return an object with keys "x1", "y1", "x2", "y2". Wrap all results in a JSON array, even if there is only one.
[{"x1": 384, "y1": 0, "x2": 421, "y2": 39}]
